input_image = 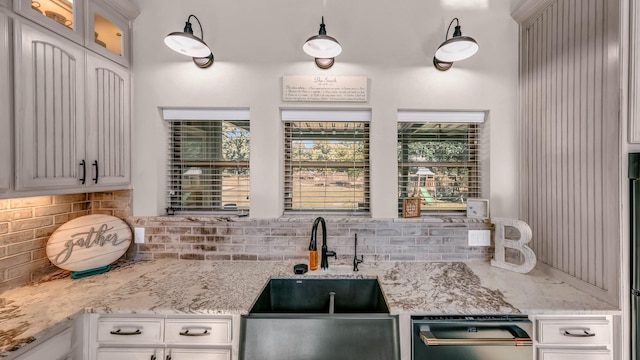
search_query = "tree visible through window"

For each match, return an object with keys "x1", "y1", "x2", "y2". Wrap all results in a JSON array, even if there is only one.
[
  {"x1": 167, "y1": 120, "x2": 250, "y2": 213},
  {"x1": 284, "y1": 121, "x2": 370, "y2": 212},
  {"x1": 397, "y1": 122, "x2": 480, "y2": 215}
]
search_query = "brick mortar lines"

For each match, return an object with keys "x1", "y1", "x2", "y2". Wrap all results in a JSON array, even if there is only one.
[{"x1": 129, "y1": 217, "x2": 494, "y2": 262}]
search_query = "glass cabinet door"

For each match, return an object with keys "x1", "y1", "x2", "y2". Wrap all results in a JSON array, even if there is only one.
[
  {"x1": 87, "y1": 2, "x2": 129, "y2": 66},
  {"x1": 15, "y1": 0, "x2": 84, "y2": 43}
]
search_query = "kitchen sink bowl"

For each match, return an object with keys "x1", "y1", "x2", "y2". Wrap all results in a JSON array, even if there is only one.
[
  {"x1": 249, "y1": 278, "x2": 390, "y2": 314},
  {"x1": 239, "y1": 278, "x2": 400, "y2": 360}
]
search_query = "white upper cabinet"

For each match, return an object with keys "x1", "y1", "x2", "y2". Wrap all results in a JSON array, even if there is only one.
[
  {"x1": 0, "y1": 10, "x2": 11, "y2": 192},
  {"x1": 14, "y1": 20, "x2": 130, "y2": 192},
  {"x1": 12, "y1": 0, "x2": 137, "y2": 67},
  {"x1": 14, "y1": 20, "x2": 86, "y2": 190},
  {"x1": 13, "y1": 0, "x2": 84, "y2": 44},
  {"x1": 85, "y1": 53, "x2": 130, "y2": 187},
  {"x1": 86, "y1": 2, "x2": 129, "y2": 67}
]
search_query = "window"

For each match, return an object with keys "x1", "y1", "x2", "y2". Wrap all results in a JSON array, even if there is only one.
[
  {"x1": 164, "y1": 109, "x2": 250, "y2": 214},
  {"x1": 397, "y1": 111, "x2": 486, "y2": 215},
  {"x1": 283, "y1": 109, "x2": 370, "y2": 213}
]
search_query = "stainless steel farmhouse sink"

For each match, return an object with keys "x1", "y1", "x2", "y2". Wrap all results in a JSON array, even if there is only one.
[{"x1": 239, "y1": 278, "x2": 400, "y2": 360}]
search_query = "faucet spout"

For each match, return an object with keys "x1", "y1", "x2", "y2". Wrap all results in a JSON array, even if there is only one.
[
  {"x1": 311, "y1": 217, "x2": 336, "y2": 270},
  {"x1": 353, "y1": 233, "x2": 363, "y2": 271}
]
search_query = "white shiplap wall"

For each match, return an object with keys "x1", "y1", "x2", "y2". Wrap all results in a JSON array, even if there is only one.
[{"x1": 519, "y1": 0, "x2": 620, "y2": 305}]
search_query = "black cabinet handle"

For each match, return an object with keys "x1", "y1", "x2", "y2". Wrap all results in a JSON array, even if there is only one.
[
  {"x1": 179, "y1": 329, "x2": 210, "y2": 336},
  {"x1": 79, "y1": 160, "x2": 86, "y2": 184},
  {"x1": 92, "y1": 160, "x2": 99, "y2": 184},
  {"x1": 109, "y1": 328, "x2": 142, "y2": 335},
  {"x1": 561, "y1": 328, "x2": 596, "y2": 337}
]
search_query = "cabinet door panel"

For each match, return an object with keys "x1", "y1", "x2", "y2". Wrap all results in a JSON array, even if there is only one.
[
  {"x1": 537, "y1": 348, "x2": 611, "y2": 360},
  {"x1": 167, "y1": 348, "x2": 231, "y2": 360},
  {"x1": 0, "y1": 10, "x2": 10, "y2": 192},
  {"x1": 85, "y1": 54, "x2": 130, "y2": 186},
  {"x1": 15, "y1": 327, "x2": 72, "y2": 360},
  {"x1": 97, "y1": 348, "x2": 163, "y2": 360},
  {"x1": 14, "y1": 21, "x2": 85, "y2": 190},
  {"x1": 12, "y1": 0, "x2": 85, "y2": 44}
]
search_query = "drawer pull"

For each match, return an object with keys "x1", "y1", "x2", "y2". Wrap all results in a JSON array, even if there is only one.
[
  {"x1": 561, "y1": 328, "x2": 596, "y2": 337},
  {"x1": 110, "y1": 328, "x2": 142, "y2": 335},
  {"x1": 179, "y1": 328, "x2": 211, "y2": 336}
]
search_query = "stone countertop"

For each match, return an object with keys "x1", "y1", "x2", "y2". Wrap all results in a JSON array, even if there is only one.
[{"x1": 0, "y1": 259, "x2": 620, "y2": 356}]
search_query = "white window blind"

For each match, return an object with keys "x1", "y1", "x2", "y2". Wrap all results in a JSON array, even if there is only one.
[
  {"x1": 397, "y1": 111, "x2": 485, "y2": 215},
  {"x1": 283, "y1": 109, "x2": 370, "y2": 213},
  {"x1": 164, "y1": 109, "x2": 250, "y2": 214}
]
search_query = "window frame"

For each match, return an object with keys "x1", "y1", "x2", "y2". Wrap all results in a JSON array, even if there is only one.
[
  {"x1": 397, "y1": 110, "x2": 487, "y2": 216},
  {"x1": 163, "y1": 108, "x2": 250, "y2": 215},
  {"x1": 282, "y1": 109, "x2": 371, "y2": 215}
]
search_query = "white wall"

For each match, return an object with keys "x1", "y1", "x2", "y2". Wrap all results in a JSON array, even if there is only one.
[{"x1": 130, "y1": 0, "x2": 519, "y2": 219}]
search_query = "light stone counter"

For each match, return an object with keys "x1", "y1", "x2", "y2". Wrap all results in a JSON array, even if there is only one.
[{"x1": 0, "y1": 259, "x2": 620, "y2": 356}]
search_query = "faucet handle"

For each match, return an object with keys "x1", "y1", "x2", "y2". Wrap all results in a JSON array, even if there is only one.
[{"x1": 353, "y1": 255, "x2": 363, "y2": 271}]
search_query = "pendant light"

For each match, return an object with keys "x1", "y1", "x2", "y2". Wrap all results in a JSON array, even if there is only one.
[
  {"x1": 433, "y1": 18, "x2": 478, "y2": 71},
  {"x1": 164, "y1": 15, "x2": 214, "y2": 68},
  {"x1": 303, "y1": 16, "x2": 342, "y2": 69}
]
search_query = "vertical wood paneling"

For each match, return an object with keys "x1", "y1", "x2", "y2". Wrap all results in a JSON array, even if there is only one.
[
  {"x1": 0, "y1": 12, "x2": 9, "y2": 192},
  {"x1": 95, "y1": 67, "x2": 125, "y2": 178},
  {"x1": 521, "y1": 0, "x2": 619, "y2": 302},
  {"x1": 32, "y1": 41, "x2": 77, "y2": 180}
]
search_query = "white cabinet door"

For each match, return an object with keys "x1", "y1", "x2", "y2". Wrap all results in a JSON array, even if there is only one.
[
  {"x1": 537, "y1": 348, "x2": 611, "y2": 360},
  {"x1": 14, "y1": 326, "x2": 72, "y2": 360},
  {"x1": 12, "y1": 0, "x2": 85, "y2": 45},
  {"x1": 14, "y1": 20, "x2": 85, "y2": 190},
  {"x1": 85, "y1": 53, "x2": 130, "y2": 187},
  {"x1": 0, "y1": 10, "x2": 10, "y2": 192},
  {"x1": 166, "y1": 348, "x2": 231, "y2": 360},
  {"x1": 97, "y1": 348, "x2": 163, "y2": 360},
  {"x1": 86, "y1": 2, "x2": 130, "y2": 67}
]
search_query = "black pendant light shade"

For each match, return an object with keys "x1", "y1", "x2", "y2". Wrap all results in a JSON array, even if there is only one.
[{"x1": 164, "y1": 15, "x2": 214, "y2": 68}]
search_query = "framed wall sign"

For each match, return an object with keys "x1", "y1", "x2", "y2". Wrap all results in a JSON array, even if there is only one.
[
  {"x1": 466, "y1": 198, "x2": 490, "y2": 219},
  {"x1": 402, "y1": 198, "x2": 421, "y2": 218}
]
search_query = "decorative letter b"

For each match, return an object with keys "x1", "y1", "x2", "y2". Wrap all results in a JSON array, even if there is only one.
[{"x1": 490, "y1": 218, "x2": 537, "y2": 274}]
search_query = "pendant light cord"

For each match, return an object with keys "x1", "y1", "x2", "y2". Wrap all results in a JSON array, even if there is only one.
[
  {"x1": 187, "y1": 14, "x2": 205, "y2": 41},
  {"x1": 444, "y1": 17, "x2": 459, "y2": 41}
]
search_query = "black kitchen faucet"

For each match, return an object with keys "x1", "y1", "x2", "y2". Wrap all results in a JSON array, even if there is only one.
[{"x1": 310, "y1": 217, "x2": 336, "y2": 270}]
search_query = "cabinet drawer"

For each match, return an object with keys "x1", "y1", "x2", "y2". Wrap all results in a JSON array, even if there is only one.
[
  {"x1": 97, "y1": 317, "x2": 164, "y2": 344},
  {"x1": 537, "y1": 348, "x2": 611, "y2": 360},
  {"x1": 536, "y1": 317, "x2": 610, "y2": 345},
  {"x1": 165, "y1": 317, "x2": 232, "y2": 345}
]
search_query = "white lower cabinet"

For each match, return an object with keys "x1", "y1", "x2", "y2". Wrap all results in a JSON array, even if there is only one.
[
  {"x1": 88, "y1": 314, "x2": 237, "y2": 360},
  {"x1": 532, "y1": 315, "x2": 613, "y2": 360},
  {"x1": 97, "y1": 347, "x2": 163, "y2": 360},
  {"x1": 537, "y1": 348, "x2": 611, "y2": 360},
  {"x1": 13, "y1": 324, "x2": 72, "y2": 360},
  {"x1": 166, "y1": 348, "x2": 231, "y2": 360}
]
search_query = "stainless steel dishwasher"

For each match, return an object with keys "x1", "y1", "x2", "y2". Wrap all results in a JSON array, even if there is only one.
[{"x1": 411, "y1": 315, "x2": 533, "y2": 360}]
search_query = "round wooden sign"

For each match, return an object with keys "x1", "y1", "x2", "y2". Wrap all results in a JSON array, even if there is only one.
[{"x1": 46, "y1": 214, "x2": 132, "y2": 272}]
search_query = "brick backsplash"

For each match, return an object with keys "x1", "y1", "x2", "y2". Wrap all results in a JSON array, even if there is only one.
[
  {"x1": 0, "y1": 190, "x2": 132, "y2": 293},
  {"x1": 127, "y1": 216, "x2": 494, "y2": 263}
]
